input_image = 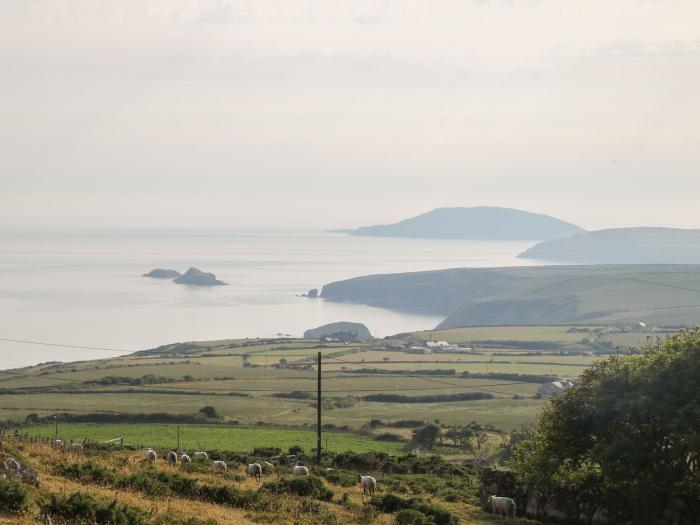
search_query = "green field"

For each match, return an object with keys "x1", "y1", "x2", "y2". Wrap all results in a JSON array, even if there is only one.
[
  {"x1": 23, "y1": 422, "x2": 406, "y2": 454},
  {"x1": 0, "y1": 327, "x2": 643, "y2": 435}
]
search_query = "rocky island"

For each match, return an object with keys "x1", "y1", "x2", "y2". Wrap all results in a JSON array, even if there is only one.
[
  {"x1": 303, "y1": 321, "x2": 373, "y2": 341},
  {"x1": 173, "y1": 267, "x2": 226, "y2": 286},
  {"x1": 143, "y1": 268, "x2": 182, "y2": 279}
]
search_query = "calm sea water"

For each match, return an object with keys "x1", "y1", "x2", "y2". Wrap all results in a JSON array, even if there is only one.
[{"x1": 0, "y1": 231, "x2": 542, "y2": 369}]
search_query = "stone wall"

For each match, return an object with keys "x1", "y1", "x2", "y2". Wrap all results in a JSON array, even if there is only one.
[{"x1": 480, "y1": 469, "x2": 699, "y2": 525}]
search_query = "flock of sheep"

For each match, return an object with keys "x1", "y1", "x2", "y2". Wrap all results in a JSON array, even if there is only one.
[
  {"x1": 14, "y1": 440, "x2": 518, "y2": 518},
  {"x1": 141, "y1": 447, "x2": 377, "y2": 497}
]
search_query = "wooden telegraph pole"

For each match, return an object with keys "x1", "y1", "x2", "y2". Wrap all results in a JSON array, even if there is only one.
[{"x1": 316, "y1": 351, "x2": 322, "y2": 464}]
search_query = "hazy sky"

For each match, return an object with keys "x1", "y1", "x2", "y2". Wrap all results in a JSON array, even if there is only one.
[{"x1": 2, "y1": 1, "x2": 699, "y2": 231}]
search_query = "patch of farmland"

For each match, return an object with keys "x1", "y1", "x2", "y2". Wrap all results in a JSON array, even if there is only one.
[{"x1": 23, "y1": 422, "x2": 406, "y2": 454}]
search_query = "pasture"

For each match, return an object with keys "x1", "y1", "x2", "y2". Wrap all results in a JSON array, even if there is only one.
[
  {"x1": 23, "y1": 423, "x2": 406, "y2": 455},
  {"x1": 0, "y1": 326, "x2": 641, "y2": 435}
]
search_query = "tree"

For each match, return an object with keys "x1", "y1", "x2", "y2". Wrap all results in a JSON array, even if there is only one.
[
  {"x1": 513, "y1": 329, "x2": 700, "y2": 522},
  {"x1": 198, "y1": 406, "x2": 219, "y2": 419},
  {"x1": 412, "y1": 424, "x2": 441, "y2": 449}
]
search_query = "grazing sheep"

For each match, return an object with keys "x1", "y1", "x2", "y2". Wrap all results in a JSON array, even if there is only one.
[
  {"x1": 292, "y1": 465, "x2": 309, "y2": 476},
  {"x1": 51, "y1": 439, "x2": 64, "y2": 449},
  {"x1": 165, "y1": 451, "x2": 177, "y2": 465},
  {"x1": 3, "y1": 458, "x2": 22, "y2": 474},
  {"x1": 144, "y1": 449, "x2": 157, "y2": 463},
  {"x1": 359, "y1": 475, "x2": 377, "y2": 498},
  {"x1": 488, "y1": 495, "x2": 517, "y2": 518},
  {"x1": 263, "y1": 461, "x2": 274, "y2": 471},
  {"x1": 194, "y1": 451, "x2": 209, "y2": 461},
  {"x1": 212, "y1": 460, "x2": 228, "y2": 471},
  {"x1": 69, "y1": 443, "x2": 84, "y2": 453},
  {"x1": 180, "y1": 454, "x2": 192, "y2": 467},
  {"x1": 247, "y1": 463, "x2": 262, "y2": 481}
]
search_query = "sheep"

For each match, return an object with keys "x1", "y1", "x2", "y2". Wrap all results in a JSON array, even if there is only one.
[
  {"x1": 51, "y1": 439, "x2": 64, "y2": 449},
  {"x1": 144, "y1": 449, "x2": 157, "y2": 463},
  {"x1": 262, "y1": 461, "x2": 275, "y2": 471},
  {"x1": 165, "y1": 451, "x2": 177, "y2": 466},
  {"x1": 292, "y1": 465, "x2": 309, "y2": 476},
  {"x1": 487, "y1": 495, "x2": 517, "y2": 518},
  {"x1": 247, "y1": 463, "x2": 262, "y2": 481},
  {"x1": 194, "y1": 451, "x2": 209, "y2": 461},
  {"x1": 3, "y1": 458, "x2": 22, "y2": 474},
  {"x1": 69, "y1": 443, "x2": 83, "y2": 453},
  {"x1": 359, "y1": 475, "x2": 377, "y2": 498},
  {"x1": 180, "y1": 454, "x2": 192, "y2": 467},
  {"x1": 212, "y1": 460, "x2": 228, "y2": 471}
]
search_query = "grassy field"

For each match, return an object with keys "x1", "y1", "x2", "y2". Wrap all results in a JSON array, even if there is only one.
[
  {"x1": 23, "y1": 423, "x2": 406, "y2": 455},
  {"x1": 0, "y1": 327, "x2": 645, "y2": 434},
  {"x1": 0, "y1": 440, "x2": 537, "y2": 525}
]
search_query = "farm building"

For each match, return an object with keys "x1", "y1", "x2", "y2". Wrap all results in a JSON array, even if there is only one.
[{"x1": 538, "y1": 380, "x2": 576, "y2": 397}]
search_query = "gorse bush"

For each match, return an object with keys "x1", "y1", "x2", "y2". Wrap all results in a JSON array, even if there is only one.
[
  {"x1": 40, "y1": 491, "x2": 148, "y2": 525},
  {"x1": 371, "y1": 494, "x2": 459, "y2": 525},
  {"x1": 0, "y1": 477, "x2": 30, "y2": 513},
  {"x1": 262, "y1": 476, "x2": 333, "y2": 501},
  {"x1": 394, "y1": 509, "x2": 431, "y2": 525}
]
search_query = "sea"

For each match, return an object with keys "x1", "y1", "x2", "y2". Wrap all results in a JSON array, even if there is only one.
[{"x1": 0, "y1": 230, "x2": 545, "y2": 369}]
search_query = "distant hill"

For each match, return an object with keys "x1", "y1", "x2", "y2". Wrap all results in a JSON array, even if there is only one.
[
  {"x1": 320, "y1": 264, "x2": 700, "y2": 327},
  {"x1": 519, "y1": 227, "x2": 700, "y2": 264},
  {"x1": 303, "y1": 321, "x2": 373, "y2": 341},
  {"x1": 339, "y1": 207, "x2": 584, "y2": 241}
]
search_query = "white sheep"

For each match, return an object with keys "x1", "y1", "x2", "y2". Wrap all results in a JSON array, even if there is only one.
[
  {"x1": 359, "y1": 475, "x2": 377, "y2": 498},
  {"x1": 194, "y1": 451, "x2": 209, "y2": 461},
  {"x1": 165, "y1": 451, "x2": 177, "y2": 465},
  {"x1": 292, "y1": 465, "x2": 309, "y2": 476},
  {"x1": 212, "y1": 460, "x2": 228, "y2": 471},
  {"x1": 488, "y1": 495, "x2": 517, "y2": 518},
  {"x1": 144, "y1": 449, "x2": 157, "y2": 463},
  {"x1": 247, "y1": 463, "x2": 262, "y2": 481}
]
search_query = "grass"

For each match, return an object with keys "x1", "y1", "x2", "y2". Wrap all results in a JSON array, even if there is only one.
[
  {"x1": 0, "y1": 329, "x2": 614, "y2": 432},
  {"x1": 0, "y1": 441, "x2": 539, "y2": 525},
  {"x1": 24, "y1": 423, "x2": 407, "y2": 455}
]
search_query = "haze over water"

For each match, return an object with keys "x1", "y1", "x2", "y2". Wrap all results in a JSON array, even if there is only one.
[{"x1": 0, "y1": 230, "x2": 545, "y2": 369}]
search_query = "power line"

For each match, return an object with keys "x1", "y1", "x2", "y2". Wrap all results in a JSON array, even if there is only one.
[{"x1": 0, "y1": 338, "x2": 132, "y2": 353}]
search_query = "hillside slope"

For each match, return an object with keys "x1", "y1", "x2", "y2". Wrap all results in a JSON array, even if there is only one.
[
  {"x1": 519, "y1": 227, "x2": 700, "y2": 263},
  {"x1": 341, "y1": 206, "x2": 584, "y2": 241},
  {"x1": 321, "y1": 265, "x2": 700, "y2": 327}
]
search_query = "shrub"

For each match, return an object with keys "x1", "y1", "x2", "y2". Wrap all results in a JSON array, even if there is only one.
[
  {"x1": 262, "y1": 476, "x2": 333, "y2": 501},
  {"x1": 0, "y1": 478, "x2": 30, "y2": 513},
  {"x1": 362, "y1": 392, "x2": 493, "y2": 403},
  {"x1": 376, "y1": 433, "x2": 404, "y2": 442},
  {"x1": 40, "y1": 491, "x2": 147, "y2": 525},
  {"x1": 394, "y1": 509, "x2": 430, "y2": 525},
  {"x1": 252, "y1": 447, "x2": 281, "y2": 457},
  {"x1": 198, "y1": 406, "x2": 219, "y2": 419},
  {"x1": 321, "y1": 468, "x2": 358, "y2": 487}
]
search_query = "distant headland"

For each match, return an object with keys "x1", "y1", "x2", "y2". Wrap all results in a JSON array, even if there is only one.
[{"x1": 336, "y1": 206, "x2": 584, "y2": 241}]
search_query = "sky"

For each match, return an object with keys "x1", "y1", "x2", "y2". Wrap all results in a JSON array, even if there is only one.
[{"x1": 1, "y1": 0, "x2": 699, "y2": 232}]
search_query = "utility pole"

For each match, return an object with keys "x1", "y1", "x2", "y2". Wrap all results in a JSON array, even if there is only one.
[
  {"x1": 316, "y1": 351, "x2": 322, "y2": 464},
  {"x1": 54, "y1": 415, "x2": 58, "y2": 440},
  {"x1": 177, "y1": 425, "x2": 181, "y2": 451}
]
